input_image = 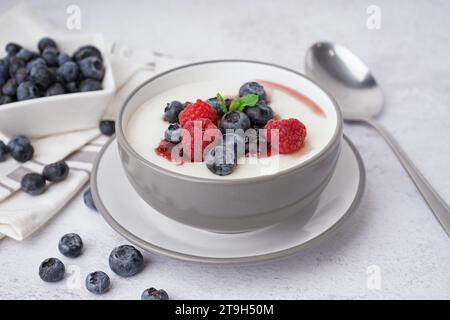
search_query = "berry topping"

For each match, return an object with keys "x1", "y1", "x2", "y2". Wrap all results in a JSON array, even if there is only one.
[
  {"x1": 219, "y1": 111, "x2": 251, "y2": 132},
  {"x1": 182, "y1": 118, "x2": 220, "y2": 162},
  {"x1": 164, "y1": 123, "x2": 182, "y2": 143},
  {"x1": 205, "y1": 145, "x2": 237, "y2": 176},
  {"x1": 265, "y1": 118, "x2": 307, "y2": 154},
  {"x1": 205, "y1": 97, "x2": 226, "y2": 116},
  {"x1": 178, "y1": 99, "x2": 219, "y2": 127},
  {"x1": 245, "y1": 100, "x2": 273, "y2": 127},
  {"x1": 164, "y1": 100, "x2": 185, "y2": 122},
  {"x1": 222, "y1": 132, "x2": 246, "y2": 161},
  {"x1": 239, "y1": 81, "x2": 266, "y2": 100}
]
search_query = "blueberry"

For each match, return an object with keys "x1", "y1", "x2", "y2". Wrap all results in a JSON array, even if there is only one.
[
  {"x1": 99, "y1": 120, "x2": 115, "y2": 136},
  {"x1": 141, "y1": 288, "x2": 169, "y2": 300},
  {"x1": 109, "y1": 245, "x2": 144, "y2": 277},
  {"x1": 163, "y1": 101, "x2": 184, "y2": 122},
  {"x1": 2, "y1": 79, "x2": 17, "y2": 97},
  {"x1": 83, "y1": 188, "x2": 97, "y2": 211},
  {"x1": 21, "y1": 173, "x2": 46, "y2": 195},
  {"x1": 45, "y1": 82, "x2": 66, "y2": 96},
  {"x1": 65, "y1": 81, "x2": 79, "y2": 93},
  {"x1": 15, "y1": 67, "x2": 28, "y2": 84},
  {"x1": 79, "y1": 79, "x2": 102, "y2": 92},
  {"x1": 16, "y1": 48, "x2": 37, "y2": 62},
  {"x1": 17, "y1": 81, "x2": 40, "y2": 101},
  {"x1": 205, "y1": 145, "x2": 237, "y2": 176},
  {"x1": 164, "y1": 123, "x2": 182, "y2": 143},
  {"x1": 42, "y1": 47, "x2": 59, "y2": 67},
  {"x1": 56, "y1": 61, "x2": 79, "y2": 83},
  {"x1": 73, "y1": 45, "x2": 103, "y2": 62},
  {"x1": 57, "y1": 52, "x2": 72, "y2": 66},
  {"x1": 219, "y1": 111, "x2": 251, "y2": 132},
  {"x1": 86, "y1": 271, "x2": 110, "y2": 295},
  {"x1": 8, "y1": 56, "x2": 25, "y2": 78},
  {"x1": 43, "y1": 161, "x2": 70, "y2": 182},
  {"x1": 8, "y1": 135, "x2": 34, "y2": 162},
  {"x1": 244, "y1": 100, "x2": 273, "y2": 127},
  {"x1": 26, "y1": 57, "x2": 46, "y2": 73},
  {"x1": 0, "y1": 59, "x2": 9, "y2": 78},
  {"x1": 30, "y1": 65, "x2": 55, "y2": 89},
  {"x1": 38, "y1": 37, "x2": 57, "y2": 53},
  {"x1": 0, "y1": 95, "x2": 14, "y2": 105},
  {"x1": 206, "y1": 97, "x2": 225, "y2": 116},
  {"x1": 6, "y1": 42, "x2": 22, "y2": 56},
  {"x1": 222, "y1": 132, "x2": 246, "y2": 160},
  {"x1": 78, "y1": 56, "x2": 105, "y2": 81},
  {"x1": 0, "y1": 140, "x2": 9, "y2": 162},
  {"x1": 58, "y1": 233, "x2": 83, "y2": 258},
  {"x1": 39, "y1": 258, "x2": 65, "y2": 282},
  {"x1": 239, "y1": 82, "x2": 266, "y2": 100}
]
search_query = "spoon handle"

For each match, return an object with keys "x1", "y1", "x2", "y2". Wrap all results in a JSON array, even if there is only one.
[{"x1": 364, "y1": 118, "x2": 450, "y2": 237}]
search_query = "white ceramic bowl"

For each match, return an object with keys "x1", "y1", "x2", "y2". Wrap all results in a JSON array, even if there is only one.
[{"x1": 0, "y1": 33, "x2": 115, "y2": 138}]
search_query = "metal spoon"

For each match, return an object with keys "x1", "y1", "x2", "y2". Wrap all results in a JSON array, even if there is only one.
[{"x1": 305, "y1": 41, "x2": 450, "y2": 237}]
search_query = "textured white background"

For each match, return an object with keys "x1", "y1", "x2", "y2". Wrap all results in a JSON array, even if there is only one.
[{"x1": 0, "y1": 0, "x2": 449, "y2": 300}]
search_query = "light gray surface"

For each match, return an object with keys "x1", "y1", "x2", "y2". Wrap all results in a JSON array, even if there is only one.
[{"x1": 0, "y1": 0, "x2": 449, "y2": 299}]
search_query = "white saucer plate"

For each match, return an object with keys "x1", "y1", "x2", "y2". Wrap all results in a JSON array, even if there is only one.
[{"x1": 91, "y1": 136, "x2": 365, "y2": 264}]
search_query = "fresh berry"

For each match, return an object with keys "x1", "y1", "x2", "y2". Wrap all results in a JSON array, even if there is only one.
[
  {"x1": 245, "y1": 100, "x2": 273, "y2": 127},
  {"x1": 43, "y1": 161, "x2": 69, "y2": 182},
  {"x1": 58, "y1": 233, "x2": 83, "y2": 258},
  {"x1": 30, "y1": 65, "x2": 55, "y2": 89},
  {"x1": 8, "y1": 135, "x2": 34, "y2": 162},
  {"x1": 78, "y1": 56, "x2": 105, "y2": 81},
  {"x1": 205, "y1": 145, "x2": 237, "y2": 176},
  {"x1": 8, "y1": 56, "x2": 25, "y2": 78},
  {"x1": 17, "y1": 81, "x2": 40, "y2": 101},
  {"x1": 83, "y1": 188, "x2": 97, "y2": 211},
  {"x1": 0, "y1": 59, "x2": 9, "y2": 87},
  {"x1": 45, "y1": 82, "x2": 66, "y2": 96},
  {"x1": 182, "y1": 118, "x2": 220, "y2": 162},
  {"x1": 42, "y1": 47, "x2": 59, "y2": 67},
  {"x1": 0, "y1": 140, "x2": 9, "y2": 162},
  {"x1": 73, "y1": 45, "x2": 103, "y2": 62},
  {"x1": 15, "y1": 67, "x2": 28, "y2": 84},
  {"x1": 65, "y1": 81, "x2": 79, "y2": 93},
  {"x1": 0, "y1": 95, "x2": 14, "y2": 105},
  {"x1": 141, "y1": 288, "x2": 169, "y2": 300},
  {"x1": 178, "y1": 99, "x2": 219, "y2": 127},
  {"x1": 39, "y1": 258, "x2": 65, "y2": 282},
  {"x1": 26, "y1": 57, "x2": 46, "y2": 73},
  {"x1": 163, "y1": 100, "x2": 185, "y2": 122},
  {"x1": 2, "y1": 78, "x2": 17, "y2": 97},
  {"x1": 109, "y1": 245, "x2": 144, "y2": 277},
  {"x1": 6, "y1": 43, "x2": 22, "y2": 56},
  {"x1": 245, "y1": 129, "x2": 269, "y2": 156},
  {"x1": 79, "y1": 79, "x2": 102, "y2": 92},
  {"x1": 164, "y1": 123, "x2": 182, "y2": 143},
  {"x1": 222, "y1": 132, "x2": 246, "y2": 161},
  {"x1": 99, "y1": 120, "x2": 115, "y2": 136},
  {"x1": 219, "y1": 111, "x2": 251, "y2": 132},
  {"x1": 16, "y1": 48, "x2": 36, "y2": 62},
  {"x1": 265, "y1": 118, "x2": 307, "y2": 154},
  {"x1": 57, "y1": 61, "x2": 79, "y2": 83},
  {"x1": 38, "y1": 37, "x2": 57, "y2": 53},
  {"x1": 86, "y1": 271, "x2": 110, "y2": 295},
  {"x1": 239, "y1": 82, "x2": 266, "y2": 100},
  {"x1": 206, "y1": 97, "x2": 225, "y2": 116},
  {"x1": 21, "y1": 173, "x2": 46, "y2": 195},
  {"x1": 57, "y1": 52, "x2": 72, "y2": 66}
]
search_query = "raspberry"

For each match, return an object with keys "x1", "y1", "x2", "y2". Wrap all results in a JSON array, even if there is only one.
[
  {"x1": 182, "y1": 118, "x2": 220, "y2": 162},
  {"x1": 265, "y1": 118, "x2": 307, "y2": 154},
  {"x1": 178, "y1": 99, "x2": 219, "y2": 127}
]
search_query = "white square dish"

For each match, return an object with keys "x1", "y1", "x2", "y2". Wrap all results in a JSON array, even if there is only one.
[{"x1": 0, "y1": 33, "x2": 115, "y2": 138}]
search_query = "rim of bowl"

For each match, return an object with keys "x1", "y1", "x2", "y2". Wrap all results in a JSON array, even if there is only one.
[{"x1": 117, "y1": 59, "x2": 343, "y2": 184}]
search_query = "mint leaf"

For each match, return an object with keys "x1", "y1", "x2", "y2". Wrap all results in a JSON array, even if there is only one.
[
  {"x1": 229, "y1": 99, "x2": 241, "y2": 112},
  {"x1": 231, "y1": 94, "x2": 259, "y2": 112},
  {"x1": 216, "y1": 93, "x2": 228, "y2": 113}
]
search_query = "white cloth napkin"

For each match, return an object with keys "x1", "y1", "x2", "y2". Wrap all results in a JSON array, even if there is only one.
[{"x1": 0, "y1": 4, "x2": 186, "y2": 241}]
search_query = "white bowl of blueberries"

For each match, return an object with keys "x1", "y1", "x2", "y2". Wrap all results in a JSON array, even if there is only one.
[{"x1": 0, "y1": 34, "x2": 115, "y2": 138}]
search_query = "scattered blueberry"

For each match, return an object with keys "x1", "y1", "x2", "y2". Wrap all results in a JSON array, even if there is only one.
[
  {"x1": 30, "y1": 65, "x2": 55, "y2": 89},
  {"x1": 2, "y1": 78, "x2": 17, "y2": 97},
  {"x1": 109, "y1": 245, "x2": 144, "y2": 277},
  {"x1": 16, "y1": 48, "x2": 36, "y2": 62},
  {"x1": 205, "y1": 145, "x2": 237, "y2": 176},
  {"x1": 38, "y1": 37, "x2": 57, "y2": 53},
  {"x1": 79, "y1": 78, "x2": 102, "y2": 92},
  {"x1": 65, "y1": 81, "x2": 78, "y2": 93},
  {"x1": 239, "y1": 82, "x2": 266, "y2": 100},
  {"x1": 163, "y1": 101, "x2": 185, "y2": 122},
  {"x1": 83, "y1": 188, "x2": 97, "y2": 211},
  {"x1": 26, "y1": 57, "x2": 46, "y2": 73},
  {"x1": 43, "y1": 161, "x2": 69, "y2": 182},
  {"x1": 21, "y1": 173, "x2": 46, "y2": 195},
  {"x1": 0, "y1": 95, "x2": 14, "y2": 105},
  {"x1": 164, "y1": 123, "x2": 182, "y2": 143},
  {"x1": 206, "y1": 97, "x2": 225, "y2": 116},
  {"x1": 58, "y1": 233, "x2": 83, "y2": 258},
  {"x1": 57, "y1": 52, "x2": 72, "y2": 66},
  {"x1": 15, "y1": 67, "x2": 28, "y2": 84},
  {"x1": 45, "y1": 82, "x2": 66, "y2": 96},
  {"x1": 99, "y1": 120, "x2": 115, "y2": 136},
  {"x1": 244, "y1": 100, "x2": 273, "y2": 127},
  {"x1": 57, "y1": 61, "x2": 79, "y2": 83},
  {"x1": 42, "y1": 47, "x2": 59, "y2": 67},
  {"x1": 219, "y1": 111, "x2": 251, "y2": 132},
  {"x1": 39, "y1": 258, "x2": 65, "y2": 282},
  {"x1": 0, "y1": 140, "x2": 9, "y2": 162},
  {"x1": 86, "y1": 271, "x2": 110, "y2": 295},
  {"x1": 6, "y1": 43, "x2": 22, "y2": 56},
  {"x1": 78, "y1": 56, "x2": 105, "y2": 81},
  {"x1": 8, "y1": 56, "x2": 25, "y2": 78},
  {"x1": 17, "y1": 81, "x2": 40, "y2": 101},
  {"x1": 141, "y1": 288, "x2": 169, "y2": 300},
  {"x1": 72, "y1": 45, "x2": 103, "y2": 62},
  {"x1": 8, "y1": 134, "x2": 34, "y2": 162}
]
